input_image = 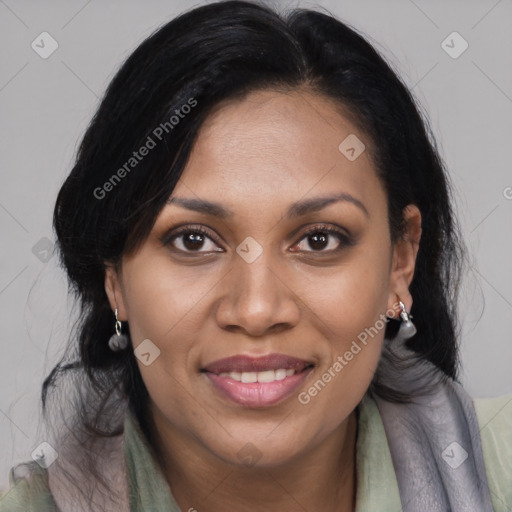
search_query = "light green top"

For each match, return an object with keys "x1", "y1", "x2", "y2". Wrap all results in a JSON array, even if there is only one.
[{"x1": 1, "y1": 393, "x2": 510, "y2": 511}]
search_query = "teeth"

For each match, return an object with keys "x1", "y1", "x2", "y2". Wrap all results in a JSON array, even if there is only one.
[
  {"x1": 241, "y1": 372, "x2": 258, "y2": 383},
  {"x1": 257, "y1": 370, "x2": 276, "y2": 383},
  {"x1": 217, "y1": 368, "x2": 296, "y2": 383},
  {"x1": 275, "y1": 369, "x2": 287, "y2": 381}
]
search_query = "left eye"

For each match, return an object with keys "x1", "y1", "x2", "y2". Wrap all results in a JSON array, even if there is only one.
[{"x1": 293, "y1": 227, "x2": 349, "y2": 253}]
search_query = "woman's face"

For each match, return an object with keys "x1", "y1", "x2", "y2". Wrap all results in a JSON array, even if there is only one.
[{"x1": 106, "y1": 88, "x2": 420, "y2": 467}]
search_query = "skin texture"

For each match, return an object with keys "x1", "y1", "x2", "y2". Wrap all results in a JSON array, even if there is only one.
[{"x1": 105, "y1": 88, "x2": 422, "y2": 512}]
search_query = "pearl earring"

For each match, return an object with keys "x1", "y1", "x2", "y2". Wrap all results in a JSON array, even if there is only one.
[
  {"x1": 398, "y1": 300, "x2": 417, "y2": 339},
  {"x1": 108, "y1": 308, "x2": 129, "y2": 351}
]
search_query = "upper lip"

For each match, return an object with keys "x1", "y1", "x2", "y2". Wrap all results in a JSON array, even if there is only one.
[{"x1": 202, "y1": 353, "x2": 314, "y2": 374}]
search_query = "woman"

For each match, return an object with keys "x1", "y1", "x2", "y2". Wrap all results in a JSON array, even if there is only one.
[{"x1": 1, "y1": 1, "x2": 510, "y2": 511}]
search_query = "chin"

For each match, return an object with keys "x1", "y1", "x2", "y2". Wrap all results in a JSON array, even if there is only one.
[{"x1": 203, "y1": 430, "x2": 307, "y2": 469}]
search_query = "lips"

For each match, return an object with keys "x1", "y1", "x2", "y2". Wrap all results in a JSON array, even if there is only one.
[
  {"x1": 202, "y1": 354, "x2": 314, "y2": 407},
  {"x1": 202, "y1": 354, "x2": 313, "y2": 374}
]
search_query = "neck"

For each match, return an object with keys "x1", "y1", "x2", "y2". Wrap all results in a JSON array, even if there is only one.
[{"x1": 149, "y1": 408, "x2": 359, "y2": 512}]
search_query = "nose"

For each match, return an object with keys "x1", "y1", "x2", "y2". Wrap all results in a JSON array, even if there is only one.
[{"x1": 215, "y1": 251, "x2": 301, "y2": 337}]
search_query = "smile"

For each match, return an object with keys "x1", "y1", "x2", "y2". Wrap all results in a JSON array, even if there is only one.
[{"x1": 202, "y1": 353, "x2": 314, "y2": 407}]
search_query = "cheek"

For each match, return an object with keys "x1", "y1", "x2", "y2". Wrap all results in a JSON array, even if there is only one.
[
  {"x1": 120, "y1": 258, "x2": 208, "y2": 409},
  {"x1": 121, "y1": 254, "x2": 212, "y2": 343},
  {"x1": 296, "y1": 243, "x2": 391, "y2": 343}
]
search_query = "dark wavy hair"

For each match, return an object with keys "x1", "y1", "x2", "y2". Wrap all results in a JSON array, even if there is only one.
[{"x1": 43, "y1": 0, "x2": 464, "y2": 496}]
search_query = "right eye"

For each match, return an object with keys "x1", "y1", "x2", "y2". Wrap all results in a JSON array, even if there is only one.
[{"x1": 160, "y1": 225, "x2": 224, "y2": 254}]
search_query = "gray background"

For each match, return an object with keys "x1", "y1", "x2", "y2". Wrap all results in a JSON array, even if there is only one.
[{"x1": 1, "y1": 0, "x2": 511, "y2": 491}]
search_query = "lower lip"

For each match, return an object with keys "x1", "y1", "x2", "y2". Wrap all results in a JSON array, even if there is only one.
[{"x1": 204, "y1": 368, "x2": 313, "y2": 407}]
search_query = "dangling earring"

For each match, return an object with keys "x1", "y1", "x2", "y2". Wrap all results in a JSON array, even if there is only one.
[
  {"x1": 397, "y1": 300, "x2": 417, "y2": 339},
  {"x1": 108, "y1": 308, "x2": 129, "y2": 351}
]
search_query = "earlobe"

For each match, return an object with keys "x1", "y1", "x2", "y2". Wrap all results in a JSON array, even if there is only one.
[{"x1": 104, "y1": 264, "x2": 128, "y2": 321}]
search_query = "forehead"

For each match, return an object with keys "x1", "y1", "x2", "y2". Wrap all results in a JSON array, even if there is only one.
[{"x1": 172, "y1": 88, "x2": 385, "y2": 216}]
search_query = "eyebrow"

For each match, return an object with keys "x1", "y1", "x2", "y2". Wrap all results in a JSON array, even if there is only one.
[{"x1": 167, "y1": 192, "x2": 369, "y2": 219}]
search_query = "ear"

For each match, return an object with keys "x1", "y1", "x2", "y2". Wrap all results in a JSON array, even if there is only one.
[
  {"x1": 387, "y1": 204, "x2": 422, "y2": 319},
  {"x1": 104, "y1": 263, "x2": 128, "y2": 321}
]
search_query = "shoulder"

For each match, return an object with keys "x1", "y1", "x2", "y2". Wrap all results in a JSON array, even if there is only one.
[
  {"x1": 473, "y1": 392, "x2": 512, "y2": 512},
  {"x1": 0, "y1": 461, "x2": 56, "y2": 511}
]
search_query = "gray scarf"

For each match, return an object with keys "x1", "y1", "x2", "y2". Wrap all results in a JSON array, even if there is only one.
[{"x1": 373, "y1": 337, "x2": 495, "y2": 511}]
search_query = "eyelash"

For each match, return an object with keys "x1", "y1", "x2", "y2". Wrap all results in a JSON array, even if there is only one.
[{"x1": 160, "y1": 224, "x2": 353, "y2": 256}]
